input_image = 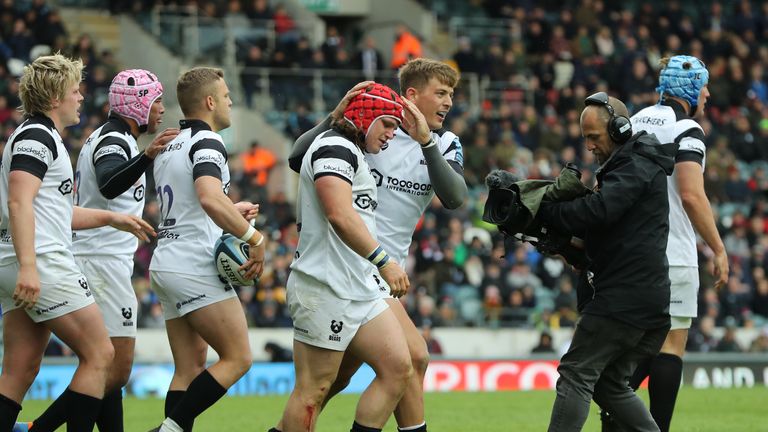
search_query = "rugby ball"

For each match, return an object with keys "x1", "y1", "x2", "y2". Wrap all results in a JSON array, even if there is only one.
[{"x1": 214, "y1": 233, "x2": 255, "y2": 286}]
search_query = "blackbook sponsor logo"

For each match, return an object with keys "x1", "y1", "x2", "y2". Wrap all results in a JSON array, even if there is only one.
[
  {"x1": 16, "y1": 144, "x2": 48, "y2": 161},
  {"x1": 321, "y1": 164, "x2": 353, "y2": 178}
]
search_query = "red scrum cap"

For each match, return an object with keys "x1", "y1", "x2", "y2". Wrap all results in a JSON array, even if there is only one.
[{"x1": 343, "y1": 83, "x2": 404, "y2": 135}]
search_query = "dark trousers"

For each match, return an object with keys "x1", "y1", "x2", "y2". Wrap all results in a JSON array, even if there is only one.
[{"x1": 548, "y1": 314, "x2": 669, "y2": 432}]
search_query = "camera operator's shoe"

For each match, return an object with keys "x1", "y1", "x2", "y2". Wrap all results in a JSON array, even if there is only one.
[{"x1": 12, "y1": 422, "x2": 33, "y2": 431}]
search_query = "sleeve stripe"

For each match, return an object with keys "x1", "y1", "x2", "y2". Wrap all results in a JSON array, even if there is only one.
[
  {"x1": 10, "y1": 154, "x2": 48, "y2": 179},
  {"x1": 442, "y1": 141, "x2": 458, "y2": 156},
  {"x1": 310, "y1": 144, "x2": 358, "y2": 173},
  {"x1": 12, "y1": 128, "x2": 58, "y2": 160},
  {"x1": 93, "y1": 136, "x2": 131, "y2": 163},
  {"x1": 192, "y1": 163, "x2": 223, "y2": 180},
  {"x1": 675, "y1": 151, "x2": 704, "y2": 165},
  {"x1": 314, "y1": 171, "x2": 353, "y2": 185},
  {"x1": 188, "y1": 138, "x2": 228, "y2": 163},
  {"x1": 448, "y1": 159, "x2": 464, "y2": 175},
  {"x1": 674, "y1": 127, "x2": 705, "y2": 144}
]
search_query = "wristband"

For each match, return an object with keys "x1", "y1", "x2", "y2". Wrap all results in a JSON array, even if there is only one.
[
  {"x1": 252, "y1": 233, "x2": 264, "y2": 247},
  {"x1": 367, "y1": 245, "x2": 391, "y2": 269},
  {"x1": 420, "y1": 137, "x2": 436, "y2": 148},
  {"x1": 239, "y1": 225, "x2": 257, "y2": 243}
]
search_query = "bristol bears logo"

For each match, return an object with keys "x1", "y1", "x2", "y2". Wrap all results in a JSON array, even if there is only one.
[
  {"x1": 370, "y1": 169, "x2": 383, "y2": 187},
  {"x1": 122, "y1": 307, "x2": 133, "y2": 319},
  {"x1": 78, "y1": 277, "x2": 92, "y2": 297},
  {"x1": 329, "y1": 320, "x2": 343, "y2": 342},
  {"x1": 331, "y1": 320, "x2": 343, "y2": 333},
  {"x1": 373, "y1": 274, "x2": 387, "y2": 292},
  {"x1": 354, "y1": 194, "x2": 378, "y2": 210},
  {"x1": 58, "y1": 178, "x2": 73, "y2": 195},
  {"x1": 133, "y1": 185, "x2": 145, "y2": 201}
]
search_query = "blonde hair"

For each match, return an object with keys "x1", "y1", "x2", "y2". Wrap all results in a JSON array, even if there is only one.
[
  {"x1": 19, "y1": 53, "x2": 83, "y2": 116},
  {"x1": 398, "y1": 58, "x2": 459, "y2": 94},
  {"x1": 176, "y1": 67, "x2": 224, "y2": 116}
]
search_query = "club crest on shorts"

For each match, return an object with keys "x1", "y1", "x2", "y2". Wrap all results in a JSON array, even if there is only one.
[
  {"x1": 329, "y1": 320, "x2": 343, "y2": 342},
  {"x1": 122, "y1": 307, "x2": 134, "y2": 327},
  {"x1": 78, "y1": 277, "x2": 92, "y2": 297}
]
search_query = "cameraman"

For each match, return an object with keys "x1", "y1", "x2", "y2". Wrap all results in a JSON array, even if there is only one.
[{"x1": 539, "y1": 93, "x2": 675, "y2": 432}]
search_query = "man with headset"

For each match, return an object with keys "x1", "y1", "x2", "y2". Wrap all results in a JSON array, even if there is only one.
[{"x1": 537, "y1": 93, "x2": 676, "y2": 431}]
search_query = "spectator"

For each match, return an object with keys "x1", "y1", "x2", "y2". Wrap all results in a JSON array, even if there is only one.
[
  {"x1": 421, "y1": 323, "x2": 443, "y2": 355},
  {"x1": 390, "y1": 24, "x2": 422, "y2": 69},
  {"x1": 264, "y1": 341, "x2": 293, "y2": 362},
  {"x1": 239, "y1": 140, "x2": 277, "y2": 203},
  {"x1": 748, "y1": 328, "x2": 768, "y2": 353},
  {"x1": 531, "y1": 331, "x2": 556, "y2": 354},
  {"x1": 715, "y1": 320, "x2": 744, "y2": 352},
  {"x1": 353, "y1": 36, "x2": 384, "y2": 81}
]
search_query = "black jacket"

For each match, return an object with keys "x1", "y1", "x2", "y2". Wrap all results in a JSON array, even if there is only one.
[{"x1": 537, "y1": 131, "x2": 677, "y2": 330}]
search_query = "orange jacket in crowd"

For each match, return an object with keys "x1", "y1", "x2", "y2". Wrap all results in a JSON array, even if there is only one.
[
  {"x1": 241, "y1": 146, "x2": 277, "y2": 187},
  {"x1": 391, "y1": 27, "x2": 423, "y2": 69}
]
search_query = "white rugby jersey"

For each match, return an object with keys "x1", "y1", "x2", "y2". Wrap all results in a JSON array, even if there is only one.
[
  {"x1": 149, "y1": 120, "x2": 230, "y2": 276},
  {"x1": 631, "y1": 100, "x2": 706, "y2": 267},
  {"x1": 0, "y1": 115, "x2": 74, "y2": 264},
  {"x1": 73, "y1": 117, "x2": 145, "y2": 257},
  {"x1": 365, "y1": 127, "x2": 464, "y2": 265},
  {"x1": 291, "y1": 130, "x2": 380, "y2": 300}
]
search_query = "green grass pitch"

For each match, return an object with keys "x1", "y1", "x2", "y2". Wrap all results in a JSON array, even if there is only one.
[{"x1": 18, "y1": 387, "x2": 767, "y2": 431}]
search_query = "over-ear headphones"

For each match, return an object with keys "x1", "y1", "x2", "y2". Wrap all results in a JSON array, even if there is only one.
[{"x1": 584, "y1": 92, "x2": 632, "y2": 144}]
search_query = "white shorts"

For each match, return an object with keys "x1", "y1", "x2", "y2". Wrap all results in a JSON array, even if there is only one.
[
  {"x1": 75, "y1": 255, "x2": 137, "y2": 337},
  {"x1": 150, "y1": 271, "x2": 237, "y2": 320},
  {"x1": 287, "y1": 271, "x2": 389, "y2": 351},
  {"x1": 0, "y1": 250, "x2": 95, "y2": 323},
  {"x1": 669, "y1": 266, "x2": 699, "y2": 319}
]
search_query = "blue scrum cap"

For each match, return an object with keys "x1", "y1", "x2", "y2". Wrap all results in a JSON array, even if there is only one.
[{"x1": 657, "y1": 55, "x2": 709, "y2": 112}]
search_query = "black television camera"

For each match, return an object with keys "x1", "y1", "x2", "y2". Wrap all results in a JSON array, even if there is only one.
[{"x1": 482, "y1": 168, "x2": 589, "y2": 269}]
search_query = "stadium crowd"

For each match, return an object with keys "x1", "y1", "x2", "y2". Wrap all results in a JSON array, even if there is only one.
[{"x1": 1, "y1": 0, "x2": 768, "y2": 355}]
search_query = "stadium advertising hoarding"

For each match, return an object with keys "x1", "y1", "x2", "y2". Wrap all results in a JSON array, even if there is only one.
[{"x1": 22, "y1": 359, "x2": 768, "y2": 399}]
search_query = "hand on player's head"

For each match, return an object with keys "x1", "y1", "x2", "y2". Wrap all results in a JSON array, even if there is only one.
[
  {"x1": 401, "y1": 98, "x2": 431, "y2": 144},
  {"x1": 331, "y1": 81, "x2": 375, "y2": 121},
  {"x1": 145, "y1": 127, "x2": 180, "y2": 159}
]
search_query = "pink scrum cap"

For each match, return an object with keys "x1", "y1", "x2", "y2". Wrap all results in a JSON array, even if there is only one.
[{"x1": 108, "y1": 69, "x2": 163, "y2": 132}]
